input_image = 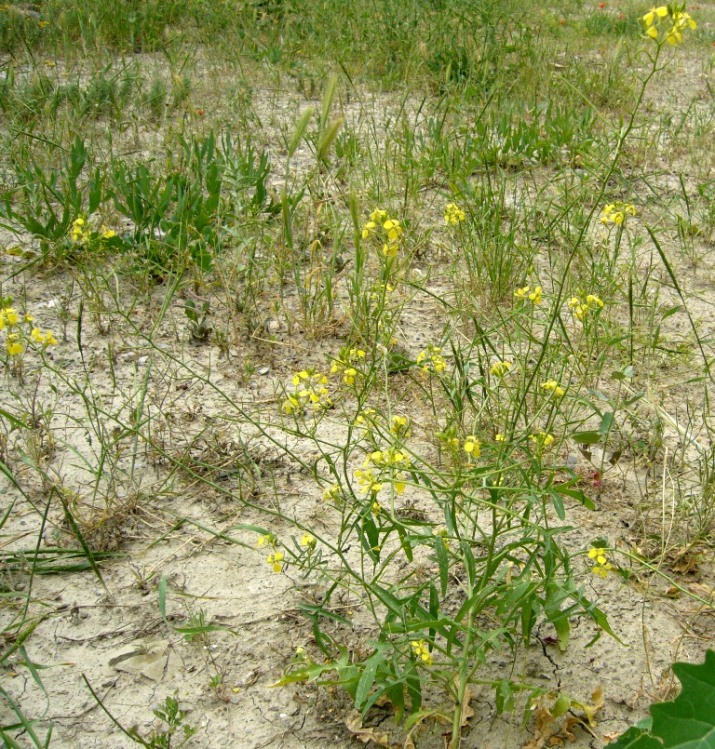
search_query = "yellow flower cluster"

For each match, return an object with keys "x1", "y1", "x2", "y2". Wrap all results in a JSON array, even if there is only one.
[
  {"x1": 490, "y1": 360, "x2": 512, "y2": 377},
  {"x1": 0, "y1": 306, "x2": 20, "y2": 330},
  {"x1": 1, "y1": 305, "x2": 57, "y2": 358},
  {"x1": 356, "y1": 448, "x2": 411, "y2": 496},
  {"x1": 256, "y1": 534, "x2": 285, "y2": 573},
  {"x1": 416, "y1": 345, "x2": 447, "y2": 374},
  {"x1": 588, "y1": 547, "x2": 614, "y2": 578},
  {"x1": 354, "y1": 466, "x2": 383, "y2": 496},
  {"x1": 322, "y1": 483, "x2": 343, "y2": 503},
  {"x1": 369, "y1": 281, "x2": 395, "y2": 305},
  {"x1": 361, "y1": 208, "x2": 404, "y2": 258},
  {"x1": 267, "y1": 552, "x2": 285, "y2": 573},
  {"x1": 514, "y1": 285, "x2": 543, "y2": 304},
  {"x1": 30, "y1": 328, "x2": 58, "y2": 346},
  {"x1": 70, "y1": 217, "x2": 89, "y2": 244},
  {"x1": 70, "y1": 217, "x2": 118, "y2": 247},
  {"x1": 282, "y1": 369, "x2": 331, "y2": 415},
  {"x1": 600, "y1": 202, "x2": 636, "y2": 225},
  {"x1": 330, "y1": 347, "x2": 366, "y2": 386},
  {"x1": 568, "y1": 293, "x2": 604, "y2": 322},
  {"x1": 541, "y1": 380, "x2": 565, "y2": 398},
  {"x1": 444, "y1": 202, "x2": 466, "y2": 225},
  {"x1": 643, "y1": 5, "x2": 696, "y2": 44},
  {"x1": 390, "y1": 415, "x2": 410, "y2": 437},
  {"x1": 410, "y1": 639, "x2": 433, "y2": 666}
]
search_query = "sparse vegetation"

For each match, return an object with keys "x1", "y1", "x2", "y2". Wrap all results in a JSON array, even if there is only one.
[{"x1": 1, "y1": 1, "x2": 714, "y2": 748}]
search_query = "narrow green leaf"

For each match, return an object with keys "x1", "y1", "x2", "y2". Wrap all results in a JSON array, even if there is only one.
[
  {"x1": 435, "y1": 534, "x2": 449, "y2": 597},
  {"x1": 158, "y1": 574, "x2": 168, "y2": 626}
]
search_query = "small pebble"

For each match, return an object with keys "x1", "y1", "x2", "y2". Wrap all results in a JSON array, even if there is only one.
[{"x1": 257, "y1": 366, "x2": 270, "y2": 375}]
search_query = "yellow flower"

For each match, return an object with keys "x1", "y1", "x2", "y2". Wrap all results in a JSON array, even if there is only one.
[
  {"x1": 541, "y1": 380, "x2": 565, "y2": 398},
  {"x1": 410, "y1": 639, "x2": 433, "y2": 666},
  {"x1": 463, "y1": 435, "x2": 481, "y2": 457},
  {"x1": 369, "y1": 208, "x2": 388, "y2": 224},
  {"x1": 43, "y1": 331, "x2": 58, "y2": 346},
  {"x1": 382, "y1": 242, "x2": 398, "y2": 258},
  {"x1": 300, "y1": 533, "x2": 316, "y2": 549},
  {"x1": 30, "y1": 328, "x2": 45, "y2": 344},
  {"x1": 266, "y1": 552, "x2": 285, "y2": 573},
  {"x1": 416, "y1": 345, "x2": 447, "y2": 374},
  {"x1": 355, "y1": 468, "x2": 382, "y2": 495},
  {"x1": 490, "y1": 360, "x2": 512, "y2": 377},
  {"x1": 514, "y1": 285, "x2": 530, "y2": 300},
  {"x1": 355, "y1": 408, "x2": 376, "y2": 427},
  {"x1": 528, "y1": 286, "x2": 543, "y2": 304},
  {"x1": 390, "y1": 415, "x2": 409, "y2": 436},
  {"x1": 529, "y1": 431, "x2": 555, "y2": 448},
  {"x1": 282, "y1": 395, "x2": 300, "y2": 414},
  {"x1": 6, "y1": 334, "x2": 23, "y2": 357},
  {"x1": 1, "y1": 307, "x2": 19, "y2": 327},
  {"x1": 432, "y1": 527, "x2": 450, "y2": 549},
  {"x1": 371, "y1": 500, "x2": 382, "y2": 516},
  {"x1": 322, "y1": 483, "x2": 342, "y2": 503},
  {"x1": 292, "y1": 370, "x2": 309, "y2": 386},
  {"x1": 382, "y1": 219, "x2": 403, "y2": 243},
  {"x1": 444, "y1": 203, "x2": 466, "y2": 225},
  {"x1": 643, "y1": 6, "x2": 668, "y2": 26},
  {"x1": 588, "y1": 547, "x2": 614, "y2": 578},
  {"x1": 361, "y1": 221, "x2": 377, "y2": 239},
  {"x1": 495, "y1": 433, "x2": 506, "y2": 443},
  {"x1": 100, "y1": 226, "x2": 117, "y2": 239}
]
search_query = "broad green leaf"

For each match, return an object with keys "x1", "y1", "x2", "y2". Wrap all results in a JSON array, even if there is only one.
[
  {"x1": 572, "y1": 430, "x2": 602, "y2": 445},
  {"x1": 606, "y1": 651, "x2": 715, "y2": 748},
  {"x1": 355, "y1": 652, "x2": 381, "y2": 710}
]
